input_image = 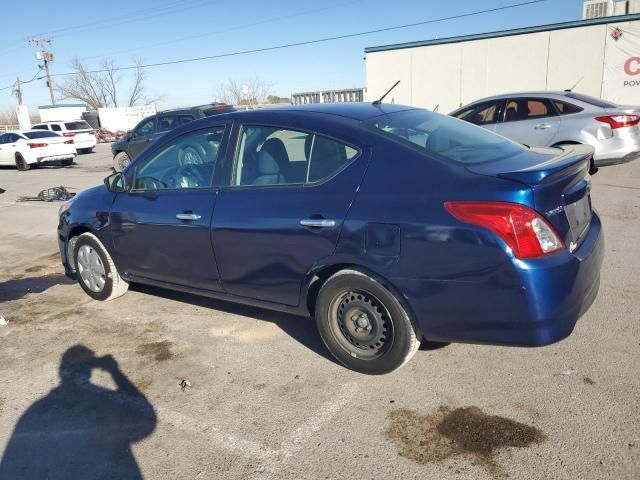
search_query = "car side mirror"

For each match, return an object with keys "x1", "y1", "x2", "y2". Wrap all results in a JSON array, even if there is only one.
[{"x1": 104, "y1": 172, "x2": 127, "y2": 193}]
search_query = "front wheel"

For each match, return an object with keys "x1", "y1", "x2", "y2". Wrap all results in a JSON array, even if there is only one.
[
  {"x1": 73, "y1": 232, "x2": 129, "y2": 301},
  {"x1": 113, "y1": 151, "x2": 130, "y2": 171},
  {"x1": 315, "y1": 269, "x2": 421, "y2": 374}
]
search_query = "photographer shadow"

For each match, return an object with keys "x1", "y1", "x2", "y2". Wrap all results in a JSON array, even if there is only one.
[{"x1": 0, "y1": 345, "x2": 156, "y2": 480}]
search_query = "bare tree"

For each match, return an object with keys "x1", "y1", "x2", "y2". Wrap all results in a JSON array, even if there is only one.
[
  {"x1": 56, "y1": 57, "x2": 162, "y2": 109},
  {"x1": 215, "y1": 77, "x2": 275, "y2": 106},
  {"x1": 0, "y1": 107, "x2": 18, "y2": 125}
]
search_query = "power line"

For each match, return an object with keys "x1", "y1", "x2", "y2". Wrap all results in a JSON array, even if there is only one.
[
  {"x1": 0, "y1": 0, "x2": 213, "y2": 58},
  {"x1": 80, "y1": 0, "x2": 364, "y2": 62},
  {"x1": 44, "y1": 0, "x2": 545, "y2": 79},
  {"x1": 0, "y1": 69, "x2": 44, "y2": 93}
]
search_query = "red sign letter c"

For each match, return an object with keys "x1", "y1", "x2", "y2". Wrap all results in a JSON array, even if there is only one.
[{"x1": 625, "y1": 57, "x2": 640, "y2": 75}]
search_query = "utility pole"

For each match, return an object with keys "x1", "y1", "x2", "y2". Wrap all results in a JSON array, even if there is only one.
[
  {"x1": 29, "y1": 36, "x2": 56, "y2": 106},
  {"x1": 13, "y1": 77, "x2": 22, "y2": 105}
]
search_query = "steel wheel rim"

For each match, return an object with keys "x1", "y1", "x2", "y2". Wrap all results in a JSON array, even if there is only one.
[
  {"x1": 328, "y1": 289, "x2": 394, "y2": 359},
  {"x1": 77, "y1": 245, "x2": 106, "y2": 293}
]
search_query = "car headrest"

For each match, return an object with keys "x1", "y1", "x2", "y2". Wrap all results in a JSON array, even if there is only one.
[{"x1": 257, "y1": 151, "x2": 280, "y2": 175}]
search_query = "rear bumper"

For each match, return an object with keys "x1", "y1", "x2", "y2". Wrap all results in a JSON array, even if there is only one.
[
  {"x1": 74, "y1": 137, "x2": 97, "y2": 149},
  {"x1": 394, "y1": 213, "x2": 604, "y2": 347},
  {"x1": 594, "y1": 150, "x2": 640, "y2": 166},
  {"x1": 28, "y1": 153, "x2": 77, "y2": 165}
]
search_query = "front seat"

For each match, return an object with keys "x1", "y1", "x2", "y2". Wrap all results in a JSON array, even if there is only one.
[
  {"x1": 253, "y1": 151, "x2": 286, "y2": 185},
  {"x1": 260, "y1": 138, "x2": 290, "y2": 177},
  {"x1": 505, "y1": 107, "x2": 518, "y2": 122}
]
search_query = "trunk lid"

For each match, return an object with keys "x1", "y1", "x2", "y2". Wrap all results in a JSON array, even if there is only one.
[{"x1": 467, "y1": 144, "x2": 594, "y2": 251}]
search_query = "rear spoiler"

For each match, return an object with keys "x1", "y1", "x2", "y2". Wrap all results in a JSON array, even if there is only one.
[{"x1": 468, "y1": 145, "x2": 596, "y2": 186}]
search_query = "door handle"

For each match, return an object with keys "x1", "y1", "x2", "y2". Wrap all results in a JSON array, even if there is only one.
[
  {"x1": 176, "y1": 213, "x2": 201, "y2": 221},
  {"x1": 534, "y1": 123, "x2": 551, "y2": 130},
  {"x1": 300, "y1": 218, "x2": 336, "y2": 228}
]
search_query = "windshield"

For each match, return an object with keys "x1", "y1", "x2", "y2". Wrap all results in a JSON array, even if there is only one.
[
  {"x1": 564, "y1": 92, "x2": 617, "y2": 108},
  {"x1": 64, "y1": 121, "x2": 92, "y2": 130},
  {"x1": 23, "y1": 131, "x2": 60, "y2": 139},
  {"x1": 363, "y1": 109, "x2": 526, "y2": 165}
]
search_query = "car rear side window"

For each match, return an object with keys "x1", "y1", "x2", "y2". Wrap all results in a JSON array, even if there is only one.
[
  {"x1": 364, "y1": 109, "x2": 525, "y2": 165},
  {"x1": 64, "y1": 121, "x2": 92, "y2": 130},
  {"x1": 179, "y1": 115, "x2": 195, "y2": 125},
  {"x1": 233, "y1": 126, "x2": 358, "y2": 186},
  {"x1": 503, "y1": 98, "x2": 557, "y2": 122},
  {"x1": 31, "y1": 124, "x2": 48, "y2": 130},
  {"x1": 23, "y1": 131, "x2": 60, "y2": 139},
  {"x1": 51, "y1": 124, "x2": 62, "y2": 131},
  {"x1": 158, "y1": 115, "x2": 176, "y2": 132},
  {"x1": 564, "y1": 92, "x2": 617, "y2": 108},
  {"x1": 553, "y1": 100, "x2": 584, "y2": 115}
]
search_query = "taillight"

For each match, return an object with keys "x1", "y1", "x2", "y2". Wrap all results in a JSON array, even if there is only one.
[
  {"x1": 594, "y1": 115, "x2": 640, "y2": 129},
  {"x1": 64, "y1": 139, "x2": 73, "y2": 144},
  {"x1": 28, "y1": 143, "x2": 47, "y2": 149},
  {"x1": 444, "y1": 201, "x2": 564, "y2": 259},
  {"x1": 63, "y1": 132, "x2": 76, "y2": 137}
]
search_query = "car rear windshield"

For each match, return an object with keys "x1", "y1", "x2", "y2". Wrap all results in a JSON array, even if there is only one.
[
  {"x1": 564, "y1": 92, "x2": 617, "y2": 108},
  {"x1": 363, "y1": 109, "x2": 525, "y2": 165},
  {"x1": 23, "y1": 131, "x2": 60, "y2": 139},
  {"x1": 64, "y1": 121, "x2": 92, "y2": 130}
]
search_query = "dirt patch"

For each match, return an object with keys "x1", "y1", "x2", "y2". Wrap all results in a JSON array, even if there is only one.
[
  {"x1": 137, "y1": 340, "x2": 174, "y2": 361},
  {"x1": 583, "y1": 377, "x2": 596, "y2": 385},
  {"x1": 387, "y1": 406, "x2": 546, "y2": 479},
  {"x1": 0, "y1": 274, "x2": 73, "y2": 303}
]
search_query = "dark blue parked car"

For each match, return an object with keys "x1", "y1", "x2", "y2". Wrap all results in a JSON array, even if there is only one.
[{"x1": 58, "y1": 103, "x2": 604, "y2": 374}]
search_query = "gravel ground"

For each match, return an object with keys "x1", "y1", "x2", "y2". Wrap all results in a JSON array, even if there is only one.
[{"x1": 0, "y1": 144, "x2": 638, "y2": 479}]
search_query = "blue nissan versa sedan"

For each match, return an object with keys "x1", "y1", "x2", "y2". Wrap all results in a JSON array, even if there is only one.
[{"x1": 57, "y1": 103, "x2": 604, "y2": 374}]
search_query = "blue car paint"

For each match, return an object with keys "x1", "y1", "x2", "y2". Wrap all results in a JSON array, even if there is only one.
[{"x1": 58, "y1": 103, "x2": 604, "y2": 348}]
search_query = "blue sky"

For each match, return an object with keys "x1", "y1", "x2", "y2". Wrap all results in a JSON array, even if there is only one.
[{"x1": 0, "y1": 0, "x2": 586, "y2": 112}]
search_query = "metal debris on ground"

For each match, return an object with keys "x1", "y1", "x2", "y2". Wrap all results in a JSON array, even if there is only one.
[
  {"x1": 17, "y1": 186, "x2": 76, "y2": 202},
  {"x1": 179, "y1": 379, "x2": 192, "y2": 392},
  {"x1": 0, "y1": 316, "x2": 7, "y2": 326}
]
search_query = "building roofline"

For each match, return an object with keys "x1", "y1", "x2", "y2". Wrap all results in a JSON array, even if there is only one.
[
  {"x1": 364, "y1": 13, "x2": 640, "y2": 54},
  {"x1": 38, "y1": 103, "x2": 87, "y2": 109}
]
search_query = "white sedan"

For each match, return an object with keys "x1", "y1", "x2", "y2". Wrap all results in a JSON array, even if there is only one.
[{"x1": 0, "y1": 130, "x2": 77, "y2": 171}]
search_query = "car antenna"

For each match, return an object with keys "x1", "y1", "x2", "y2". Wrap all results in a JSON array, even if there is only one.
[
  {"x1": 372, "y1": 80, "x2": 400, "y2": 105},
  {"x1": 564, "y1": 77, "x2": 583, "y2": 92}
]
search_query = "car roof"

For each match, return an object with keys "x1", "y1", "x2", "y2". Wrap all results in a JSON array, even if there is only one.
[
  {"x1": 229, "y1": 102, "x2": 414, "y2": 121},
  {"x1": 157, "y1": 104, "x2": 232, "y2": 115}
]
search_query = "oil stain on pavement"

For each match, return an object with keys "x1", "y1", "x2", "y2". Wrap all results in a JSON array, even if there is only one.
[
  {"x1": 136, "y1": 340, "x2": 174, "y2": 361},
  {"x1": 387, "y1": 406, "x2": 546, "y2": 479}
]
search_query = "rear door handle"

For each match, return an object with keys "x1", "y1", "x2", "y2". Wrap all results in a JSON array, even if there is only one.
[
  {"x1": 534, "y1": 123, "x2": 551, "y2": 130},
  {"x1": 176, "y1": 213, "x2": 201, "y2": 221},
  {"x1": 300, "y1": 218, "x2": 336, "y2": 228}
]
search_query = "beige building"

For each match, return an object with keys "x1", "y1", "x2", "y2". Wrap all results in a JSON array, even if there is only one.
[
  {"x1": 291, "y1": 88, "x2": 364, "y2": 105},
  {"x1": 365, "y1": 14, "x2": 640, "y2": 113},
  {"x1": 583, "y1": 0, "x2": 640, "y2": 19}
]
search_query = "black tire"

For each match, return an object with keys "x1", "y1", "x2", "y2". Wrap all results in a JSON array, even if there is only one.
[
  {"x1": 113, "y1": 151, "x2": 130, "y2": 171},
  {"x1": 15, "y1": 154, "x2": 30, "y2": 171},
  {"x1": 73, "y1": 232, "x2": 129, "y2": 301},
  {"x1": 61, "y1": 158, "x2": 73, "y2": 167},
  {"x1": 315, "y1": 269, "x2": 421, "y2": 374}
]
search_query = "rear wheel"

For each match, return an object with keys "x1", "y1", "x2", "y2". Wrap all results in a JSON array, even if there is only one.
[
  {"x1": 15, "y1": 154, "x2": 30, "y2": 171},
  {"x1": 61, "y1": 158, "x2": 73, "y2": 167},
  {"x1": 73, "y1": 232, "x2": 128, "y2": 301},
  {"x1": 113, "y1": 151, "x2": 130, "y2": 171},
  {"x1": 315, "y1": 269, "x2": 421, "y2": 374}
]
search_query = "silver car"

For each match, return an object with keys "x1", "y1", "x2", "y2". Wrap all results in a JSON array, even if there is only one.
[{"x1": 450, "y1": 91, "x2": 640, "y2": 166}]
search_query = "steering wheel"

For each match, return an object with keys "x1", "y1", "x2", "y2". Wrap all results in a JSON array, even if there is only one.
[
  {"x1": 175, "y1": 164, "x2": 204, "y2": 188},
  {"x1": 135, "y1": 176, "x2": 166, "y2": 190},
  {"x1": 179, "y1": 145, "x2": 205, "y2": 166}
]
